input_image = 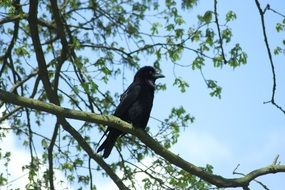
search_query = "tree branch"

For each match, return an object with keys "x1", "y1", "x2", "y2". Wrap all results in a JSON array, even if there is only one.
[
  {"x1": 49, "y1": 0, "x2": 70, "y2": 93},
  {"x1": 47, "y1": 121, "x2": 60, "y2": 190},
  {"x1": 255, "y1": 0, "x2": 285, "y2": 114},
  {"x1": 1, "y1": 89, "x2": 284, "y2": 188},
  {"x1": 214, "y1": 0, "x2": 227, "y2": 64},
  {"x1": 28, "y1": 0, "x2": 58, "y2": 104}
]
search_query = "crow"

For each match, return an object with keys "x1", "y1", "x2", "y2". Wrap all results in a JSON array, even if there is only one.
[{"x1": 97, "y1": 66, "x2": 164, "y2": 158}]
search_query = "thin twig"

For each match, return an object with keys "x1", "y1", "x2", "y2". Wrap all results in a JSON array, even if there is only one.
[
  {"x1": 266, "y1": 4, "x2": 285, "y2": 18},
  {"x1": 88, "y1": 157, "x2": 93, "y2": 190},
  {"x1": 255, "y1": 0, "x2": 285, "y2": 114},
  {"x1": 47, "y1": 122, "x2": 60, "y2": 190},
  {"x1": 214, "y1": 0, "x2": 227, "y2": 64}
]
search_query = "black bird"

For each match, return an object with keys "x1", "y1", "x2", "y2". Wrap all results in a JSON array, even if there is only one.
[{"x1": 97, "y1": 66, "x2": 164, "y2": 158}]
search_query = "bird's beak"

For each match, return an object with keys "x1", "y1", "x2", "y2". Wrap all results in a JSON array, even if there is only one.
[{"x1": 154, "y1": 73, "x2": 165, "y2": 79}]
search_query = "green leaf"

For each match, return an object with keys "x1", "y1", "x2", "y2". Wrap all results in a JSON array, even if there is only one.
[
  {"x1": 127, "y1": 23, "x2": 138, "y2": 35},
  {"x1": 228, "y1": 43, "x2": 247, "y2": 68},
  {"x1": 198, "y1": 11, "x2": 213, "y2": 24},
  {"x1": 175, "y1": 15, "x2": 185, "y2": 25},
  {"x1": 222, "y1": 28, "x2": 232, "y2": 43},
  {"x1": 151, "y1": 22, "x2": 162, "y2": 35},
  {"x1": 175, "y1": 28, "x2": 184, "y2": 38},
  {"x1": 203, "y1": 11, "x2": 213, "y2": 23},
  {"x1": 192, "y1": 56, "x2": 205, "y2": 70},
  {"x1": 276, "y1": 22, "x2": 285, "y2": 32},
  {"x1": 191, "y1": 31, "x2": 201, "y2": 42},
  {"x1": 14, "y1": 46, "x2": 30, "y2": 57},
  {"x1": 173, "y1": 77, "x2": 189, "y2": 93},
  {"x1": 41, "y1": 139, "x2": 48, "y2": 148},
  {"x1": 78, "y1": 175, "x2": 89, "y2": 184},
  {"x1": 205, "y1": 28, "x2": 214, "y2": 46},
  {"x1": 0, "y1": 173, "x2": 7, "y2": 186},
  {"x1": 213, "y1": 55, "x2": 224, "y2": 67},
  {"x1": 166, "y1": 23, "x2": 175, "y2": 31},
  {"x1": 207, "y1": 80, "x2": 222, "y2": 98},
  {"x1": 181, "y1": 0, "x2": 198, "y2": 9},
  {"x1": 225, "y1": 11, "x2": 237, "y2": 22},
  {"x1": 0, "y1": 0, "x2": 12, "y2": 7},
  {"x1": 274, "y1": 47, "x2": 282, "y2": 55},
  {"x1": 62, "y1": 162, "x2": 74, "y2": 171}
]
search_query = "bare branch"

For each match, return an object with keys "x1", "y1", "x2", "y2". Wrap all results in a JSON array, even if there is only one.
[
  {"x1": 214, "y1": 0, "x2": 227, "y2": 64},
  {"x1": 272, "y1": 154, "x2": 280, "y2": 165},
  {"x1": 49, "y1": 0, "x2": 70, "y2": 93},
  {"x1": 47, "y1": 122, "x2": 60, "y2": 190},
  {"x1": 28, "y1": 0, "x2": 58, "y2": 104},
  {"x1": 255, "y1": 0, "x2": 285, "y2": 114},
  {"x1": 0, "y1": 106, "x2": 22, "y2": 123},
  {"x1": 266, "y1": 4, "x2": 285, "y2": 18},
  {"x1": 88, "y1": 157, "x2": 93, "y2": 190}
]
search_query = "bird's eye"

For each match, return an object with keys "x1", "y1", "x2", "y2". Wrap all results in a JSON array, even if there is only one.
[{"x1": 148, "y1": 71, "x2": 153, "y2": 75}]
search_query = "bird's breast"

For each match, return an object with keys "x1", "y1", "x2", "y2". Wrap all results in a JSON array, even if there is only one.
[{"x1": 128, "y1": 89, "x2": 154, "y2": 129}]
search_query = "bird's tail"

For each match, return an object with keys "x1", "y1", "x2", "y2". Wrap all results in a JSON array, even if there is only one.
[{"x1": 97, "y1": 130, "x2": 120, "y2": 158}]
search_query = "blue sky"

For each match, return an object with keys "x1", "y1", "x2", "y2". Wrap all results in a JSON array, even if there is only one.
[{"x1": 1, "y1": 0, "x2": 284, "y2": 189}]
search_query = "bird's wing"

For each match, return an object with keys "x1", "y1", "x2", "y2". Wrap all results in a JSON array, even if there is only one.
[{"x1": 114, "y1": 83, "x2": 141, "y2": 117}]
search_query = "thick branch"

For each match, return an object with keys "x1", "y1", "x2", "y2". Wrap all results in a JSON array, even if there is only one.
[
  {"x1": 1, "y1": 89, "x2": 284, "y2": 188},
  {"x1": 28, "y1": 0, "x2": 58, "y2": 104},
  {"x1": 49, "y1": 0, "x2": 68, "y2": 48},
  {"x1": 49, "y1": 0, "x2": 69, "y2": 93}
]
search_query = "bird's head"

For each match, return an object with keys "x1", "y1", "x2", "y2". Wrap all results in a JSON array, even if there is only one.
[{"x1": 134, "y1": 66, "x2": 165, "y2": 87}]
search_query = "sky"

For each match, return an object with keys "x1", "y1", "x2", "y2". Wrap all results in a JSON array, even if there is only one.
[{"x1": 0, "y1": 0, "x2": 285, "y2": 190}]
